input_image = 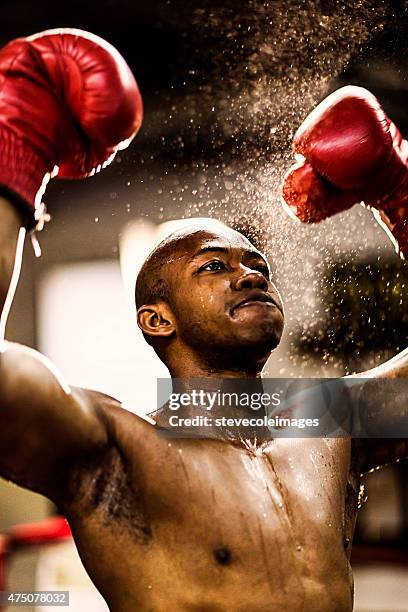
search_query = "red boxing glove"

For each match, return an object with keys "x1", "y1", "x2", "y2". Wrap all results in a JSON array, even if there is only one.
[
  {"x1": 281, "y1": 86, "x2": 408, "y2": 257},
  {"x1": 0, "y1": 28, "x2": 143, "y2": 227}
]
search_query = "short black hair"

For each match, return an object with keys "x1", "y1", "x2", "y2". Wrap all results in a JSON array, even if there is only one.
[
  {"x1": 135, "y1": 238, "x2": 173, "y2": 310},
  {"x1": 135, "y1": 222, "x2": 230, "y2": 309}
]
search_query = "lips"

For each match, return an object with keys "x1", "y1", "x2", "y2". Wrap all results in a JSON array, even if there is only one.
[{"x1": 230, "y1": 292, "x2": 281, "y2": 315}]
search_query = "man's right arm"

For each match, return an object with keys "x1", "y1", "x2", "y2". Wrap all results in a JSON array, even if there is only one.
[
  {"x1": 0, "y1": 28, "x2": 142, "y2": 503},
  {"x1": 0, "y1": 196, "x2": 110, "y2": 501}
]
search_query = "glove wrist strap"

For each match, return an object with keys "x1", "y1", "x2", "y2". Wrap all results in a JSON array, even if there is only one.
[{"x1": 0, "y1": 128, "x2": 52, "y2": 228}]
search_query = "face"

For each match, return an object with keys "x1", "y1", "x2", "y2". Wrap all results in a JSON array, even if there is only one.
[{"x1": 166, "y1": 227, "x2": 285, "y2": 365}]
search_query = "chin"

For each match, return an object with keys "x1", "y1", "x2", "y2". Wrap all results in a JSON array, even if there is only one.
[
  {"x1": 231, "y1": 309, "x2": 284, "y2": 344},
  {"x1": 235, "y1": 325, "x2": 283, "y2": 352}
]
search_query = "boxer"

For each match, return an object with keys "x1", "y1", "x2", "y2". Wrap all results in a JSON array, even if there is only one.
[{"x1": 0, "y1": 30, "x2": 407, "y2": 611}]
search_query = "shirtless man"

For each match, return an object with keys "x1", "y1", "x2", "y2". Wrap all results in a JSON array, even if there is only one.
[{"x1": 0, "y1": 29, "x2": 407, "y2": 612}]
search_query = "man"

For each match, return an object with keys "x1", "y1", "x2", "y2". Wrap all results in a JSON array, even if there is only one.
[{"x1": 0, "y1": 28, "x2": 407, "y2": 612}]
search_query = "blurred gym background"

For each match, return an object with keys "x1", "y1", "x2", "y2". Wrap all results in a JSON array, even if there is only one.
[{"x1": 1, "y1": 1, "x2": 408, "y2": 610}]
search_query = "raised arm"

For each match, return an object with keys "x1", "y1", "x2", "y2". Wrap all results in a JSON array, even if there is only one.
[
  {"x1": 349, "y1": 351, "x2": 408, "y2": 473},
  {"x1": 0, "y1": 29, "x2": 142, "y2": 501},
  {"x1": 0, "y1": 194, "x2": 111, "y2": 499},
  {"x1": 281, "y1": 86, "x2": 408, "y2": 471}
]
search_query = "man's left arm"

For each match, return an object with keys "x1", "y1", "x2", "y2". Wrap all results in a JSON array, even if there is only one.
[
  {"x1": 280, "y1": 85, "x2": 408, "y2": 473},
  {"x1": 351, "y1": 350, "x2": 408, "y2": 474}
]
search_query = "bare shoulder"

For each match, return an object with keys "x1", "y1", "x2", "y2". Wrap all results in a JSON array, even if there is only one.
[
  {"x1": 61, "y1": 388, "x2": 160, "y2": 519},
  {"x1": 79, "y1": 388, "x2": 157, "y2": 444},
  {"x1": 0, "y1": 342, "x2": 159, "y2": 503},
  {"x1": 66, "y1": 387, "x2": 159, "y2": 474}
]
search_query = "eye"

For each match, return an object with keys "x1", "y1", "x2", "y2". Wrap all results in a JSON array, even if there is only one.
[{"x1": 199, "y1": 260, "x2": 227, "y2": 272}]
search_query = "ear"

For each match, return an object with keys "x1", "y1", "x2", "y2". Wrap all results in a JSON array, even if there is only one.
[{"x1": 137, "y1": 303, "x2": 175, "y2": 339}]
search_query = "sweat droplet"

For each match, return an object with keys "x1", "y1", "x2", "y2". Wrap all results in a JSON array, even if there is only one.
[{"x1": 145, "y1": 2, "x2": 391, "y2": 378}]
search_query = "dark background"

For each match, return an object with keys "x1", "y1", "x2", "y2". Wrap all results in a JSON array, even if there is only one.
[{"x1": 3, "y1": 0, "x2": 408, "y2": 173}]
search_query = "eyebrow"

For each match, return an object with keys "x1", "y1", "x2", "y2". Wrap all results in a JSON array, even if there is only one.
[
  {"x1": 190, "y1": 245, "x2": 268, "y2": 265},
  {"x1": 190, "y1": 246, "x2": 229, "y2": 260}
]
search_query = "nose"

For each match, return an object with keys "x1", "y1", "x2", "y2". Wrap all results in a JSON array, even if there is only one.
[{"x1": 233, "y1": 268, "x2": 269, "y2": 291}]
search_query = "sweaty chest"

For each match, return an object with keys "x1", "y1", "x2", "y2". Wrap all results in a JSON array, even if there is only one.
[
  {"x1": 64, "y1": 435, "x2": 358, "y2": 611},
  {"x1": 142, "y1": 437, "x2": 358, "y2": 553},
  {"x1": 133, "y1": 436, "x2": 358, "y2": 608}
]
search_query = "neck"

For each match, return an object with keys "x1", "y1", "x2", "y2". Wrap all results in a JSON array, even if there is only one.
[
  {"x1": 155, "y1": 374, "x2": 272, "y2": 444},
  {"x1": 166, "y1": 344, "x2": 266, "y2": 379}
]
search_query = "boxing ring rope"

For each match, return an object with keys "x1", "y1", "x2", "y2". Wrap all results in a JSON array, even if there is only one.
[
  {"x1": 0, "y1": 516, "x2": 110, "y2": 612},
  {"x1": 0, "y1": 517, "x2": 71, "y2": 611}
]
